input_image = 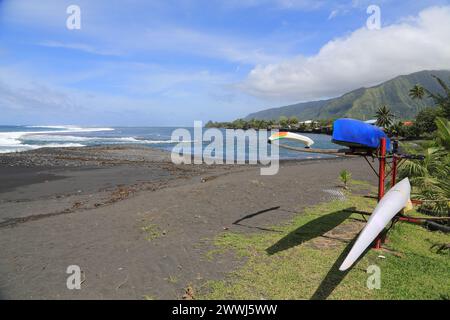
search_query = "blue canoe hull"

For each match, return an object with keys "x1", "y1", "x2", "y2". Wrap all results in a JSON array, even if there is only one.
[{"x1": 332, "y1": 119, "x2": 391, "y2": 150}]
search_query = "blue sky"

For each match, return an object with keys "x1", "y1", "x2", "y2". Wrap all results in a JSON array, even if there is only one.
[{"x1": 1, "y1": 0, "x2": 450, "y2": 126}]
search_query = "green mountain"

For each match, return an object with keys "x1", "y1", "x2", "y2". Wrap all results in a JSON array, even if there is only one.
[{"x1": 245, "y1": 70, "x2": 450, "y2": 121}]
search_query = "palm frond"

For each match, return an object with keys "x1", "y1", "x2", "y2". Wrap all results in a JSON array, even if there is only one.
[
  {"x1": 400, "y1": 159, "x2": 428, "y2": 178},
  {"x1": 435, "y1": 117, "x2": 450, "y2": 150}
]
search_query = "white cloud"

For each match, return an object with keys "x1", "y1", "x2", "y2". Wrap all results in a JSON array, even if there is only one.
[
  {"x1": 0, "y1": 63, "x2": 252, "y2": 125},
  {"x1": 240, "y1": 6, "x2": 450, "y2": 101},
  {"x1": 0, "y1": 75, "x2": 79, "y2": 114},
  {"x1": 328, "y1": 9, "x2": 339, "y2": 19},
  {"x1": 2, "y1": 0, "x2": 297, "y2": 64},
  {"x1": 0, "y1": 65, "x2": 151, "y2": 116},
  {"x1": 140, "y1": 27, "x2": 289, "y2": 64},
  {"x1": 37, "y1": 41, "x2": 122, "y2": 56}
]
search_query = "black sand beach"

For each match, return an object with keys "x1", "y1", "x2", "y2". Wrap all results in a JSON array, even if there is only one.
[{"x1": 0, "y1": 145, "x2": 376, "y2": 299}]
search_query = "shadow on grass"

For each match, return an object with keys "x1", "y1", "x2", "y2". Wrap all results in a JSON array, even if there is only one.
[
  {"x1": 310, "y1": 237, "x2": 371, "y2": 300},
  {"x1": 266, "y1": 207, "x2": 355, "y2": 255},
  {"x1": 233, "y1": 224, "x2": 284, "y2": 233}
]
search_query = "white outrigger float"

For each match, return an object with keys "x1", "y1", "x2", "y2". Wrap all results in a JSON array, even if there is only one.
[{"x1": 339, "y1": 178, "x2": 411, "y2": 271}]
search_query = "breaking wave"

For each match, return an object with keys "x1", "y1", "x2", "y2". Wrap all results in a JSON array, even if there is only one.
[{"x1": 0, "y1": 126, "x2": 192, "y2": 153}]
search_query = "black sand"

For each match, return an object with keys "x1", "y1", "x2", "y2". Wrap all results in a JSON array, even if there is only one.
[{"x1": 0, "y1": 145, "x2": 376, "y2": 299}]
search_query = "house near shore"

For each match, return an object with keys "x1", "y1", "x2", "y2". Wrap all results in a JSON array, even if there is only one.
[
  {"x1": 298, "y1": 120, "x2": 319, "y2": 130},
  {"x1": 298, "y1": 120, "x2": 317, "y2": 125},
  {"x1": 403, "y1": 121, "x2": 414, "y2": 127}
]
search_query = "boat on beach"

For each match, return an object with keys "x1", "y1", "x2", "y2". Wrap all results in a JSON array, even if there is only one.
[
  {"x1": 268, "y1": 131, "x2": 315, "y2": 148},
  {"x1": 332, "y1": 118, "x2": 391, "y2": 150}
]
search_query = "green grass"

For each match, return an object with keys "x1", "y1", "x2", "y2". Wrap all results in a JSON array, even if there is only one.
[
  {"x1": 142, "y1": 223, "x2": 163, "y2": 241},
  {"x1": 199, "y1": 195, "x2": 450, "y2": 300},
  {"x1": 165, "y1": 275, "x2": 179, "y2": 284},
  {"x1": 349, "y1": 178, "x2": 375, "y2": 189}
]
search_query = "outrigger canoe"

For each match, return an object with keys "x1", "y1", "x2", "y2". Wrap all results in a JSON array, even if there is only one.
[
  {"x1": 339, "y1": 178, "x2": 411, "y2": 271},
  {"x1": 332, "y1": 118, "x2": 391, "y2": 150},
  {"x1": 268, "y1": 132, "x2": 314, "y2": 148}
]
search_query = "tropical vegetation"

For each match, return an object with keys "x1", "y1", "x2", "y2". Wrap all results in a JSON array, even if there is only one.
[
  {"x1": 205, "y1": 117, "x2": 332, "y2": 131},
  {"x1": 398, "y1": 117, "x2": 450, "y2": 216},
  {"x1": 397, "y1": 75, "x2": 450, "y2": 217}
]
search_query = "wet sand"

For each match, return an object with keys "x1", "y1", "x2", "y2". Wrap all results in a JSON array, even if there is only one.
[{"x1": 0, "y1": 145, "x2": 376, "y2": 299}]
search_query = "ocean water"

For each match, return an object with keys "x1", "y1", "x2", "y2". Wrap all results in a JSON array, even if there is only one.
[{"x1": 0, "y1": 125, "x2": 340, "y2": 160}]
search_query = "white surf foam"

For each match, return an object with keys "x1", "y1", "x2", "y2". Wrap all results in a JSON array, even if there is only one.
[
  {"x1": 0, "y1": 126, "x2": 113, "y2": 153},
  {"x1": 0, "y1": 126, "x2": 193, "y2": 154},
  {"x1": 22, "y1": 134, "x2": 192, "y2": 144}
]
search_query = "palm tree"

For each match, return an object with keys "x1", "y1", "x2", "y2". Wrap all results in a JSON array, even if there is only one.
[
  {"x1": 409, "y1": 84, "x2": 425, "y2": 100},
  {"x1": 375, "y1": 105, "x2": 394, "y2": 128},
  {"x1": 409, "y1": 75, "x2": 450, "y2": 119}
]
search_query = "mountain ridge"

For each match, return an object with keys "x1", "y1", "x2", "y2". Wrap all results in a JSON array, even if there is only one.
[{"x1": 244, "y1": 70, "x2": 450, "y2": 121}]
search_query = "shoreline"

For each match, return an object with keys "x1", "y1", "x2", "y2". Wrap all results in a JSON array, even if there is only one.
[
  {"x1": 0, "y1": 142, "x2": 338, "y2": 162},
  {"x1": 0, "y1": 145, "x2": 376, "y2": 299},
  {"x1": 0, "y1": 145, "x2": 344, "y2": 227}
]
